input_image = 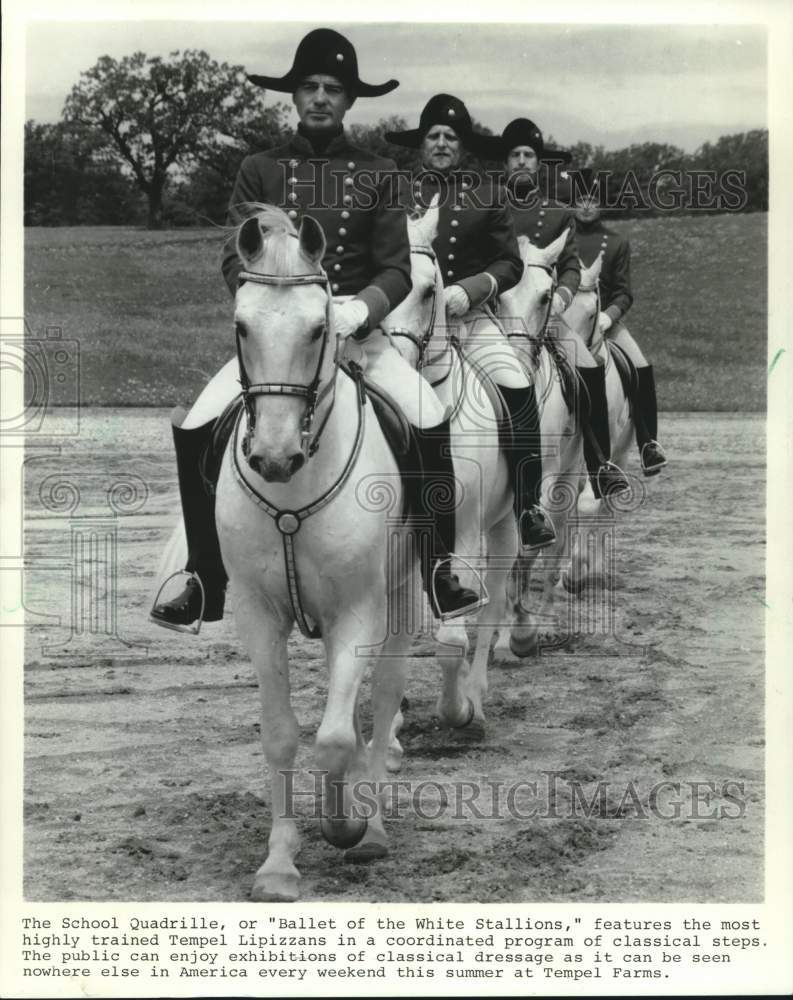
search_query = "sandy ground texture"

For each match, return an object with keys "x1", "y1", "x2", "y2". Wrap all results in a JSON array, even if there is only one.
[{"x1": 22, "y1": 409, "x2": 765, "y2": 902}]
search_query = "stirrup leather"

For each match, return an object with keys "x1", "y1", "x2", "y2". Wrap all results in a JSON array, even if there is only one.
[{"x1": 149, "y1": 570, "x2": 206, "y2": 635}]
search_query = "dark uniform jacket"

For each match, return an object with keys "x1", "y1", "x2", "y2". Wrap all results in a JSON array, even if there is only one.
[
  {"x1": 575, "y1": 219, "x2": 633, "y2": 323},
  {"x1": 222, "y1": 129, "x2": 411, "y2": 332},
  {"x1": 410, "y1": 171, "x2": 522, "y2": 308},
  {"x1": 507, "y1": 192, "x2": 581, "y2": 308}
]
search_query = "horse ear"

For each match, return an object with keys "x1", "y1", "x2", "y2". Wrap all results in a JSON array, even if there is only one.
[
  {"x1": 237, "y1": 217, "x2": 263, "y2": 264},
  {"x1": 298, "y1": 214, "x2": 326, "y2": 265},
  {"x1": 589, "y1": 251, "x2": 604, "y2": 281},
  {"x1": 542, "y1": 228, "x2": 569, "y2": 266},
  {"x1": 421, "y1": 193, "x2": 440, "y2": 242}
]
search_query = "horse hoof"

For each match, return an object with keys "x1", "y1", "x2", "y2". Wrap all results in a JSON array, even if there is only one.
[
  {"x1": 250, "y1": 872, "x2": 300, "y2": 903},
  {"x1": 509, "y1": 632, "x2": 538, "y2": 658},
  {"x1": 344, "y1": 838, "x2": 389, "y2": 865},
  {"x1": 562, "y1": 570, "x2": 586, "y2": 595},
  {"x1": 449, "y1": 717, "x2": 486, "y2": 744},
  {"x1": 320, "y1": 815, "x2": 368, "y2": 850},
  {"x1": 385, "y1": 748, "x2": 404, "y2": 774}
]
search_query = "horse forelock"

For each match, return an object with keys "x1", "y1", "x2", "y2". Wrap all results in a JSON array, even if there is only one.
[{"x1": 233, "y1": 203, "x2": 319, "y2": 277}]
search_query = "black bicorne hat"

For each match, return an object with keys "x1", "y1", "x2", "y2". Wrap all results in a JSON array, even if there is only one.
[
  {"x1": 495, "y1": 118, "x2": 572, "y2": 164},
  {"x1": 247, "y1": 28, "x2": 399, "y2": 97},
  {"x1": 385, "y1": 94, "x2": 499, "y2": 160}
]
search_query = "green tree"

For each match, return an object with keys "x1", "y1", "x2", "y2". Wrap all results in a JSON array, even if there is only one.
[{"x1": 63, "y1": 50, "x2": 286, "y2": 228}]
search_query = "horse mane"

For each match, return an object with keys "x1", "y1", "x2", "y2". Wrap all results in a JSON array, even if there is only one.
[{"x1": 227, "y1": 202, "x2": 317, "y2": 276}]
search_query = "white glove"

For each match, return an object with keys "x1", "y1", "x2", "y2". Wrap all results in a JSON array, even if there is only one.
[
  {"x1": 444, "y1": 284, "x2": 471, "y2": 317},
  {"x1": 598, "y1": 312, "x2": 613, "y2": 334},
  {"x1": 551, "y1": 292, "x2": 567, "y2": 317},
  {"x1": 334, "y1": 299, "x2": 369, "y2": 340}
]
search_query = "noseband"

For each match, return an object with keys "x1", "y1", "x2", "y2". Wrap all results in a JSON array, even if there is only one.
[
  {"x1": 505, "y1": 261, "x2": 557, "y2": 345},
  {"x1": 236, "y1": 269, "x2": 338, "y2": 459},
  {"x1": 382, "y1": 245, "x2": 439, "y2": 366}
]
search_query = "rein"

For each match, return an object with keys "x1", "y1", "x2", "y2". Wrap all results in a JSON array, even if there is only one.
[{"x1": 382, "y1": 245, "x2": 439, "y2": 366}]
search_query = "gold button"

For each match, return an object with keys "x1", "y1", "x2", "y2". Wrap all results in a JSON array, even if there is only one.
[
  {"x1": 288, "y1": 177, "x2": 297, "y2": 185},
  {"x1": 344, "y1": 177, "x2": 353, "y2": 187},
  {"x1": 537, "y1": 221, "x2": 543, "y2": 227},
  {"x1": 289, "y1": 159, "x2": 298, "y2": 168},
  {"x1": 447, "y1": 270, "x2": 455, "y2": 277},
  {"x1": 451, "y1": 219, "x2": 459, "y2": 227},
  {"x1": 343, "y1": 195, "x2": 352, "y2": 205},
  {"x1": 341, "y1": 210, "x2": 350, "y2": 219},
  {"x1": 287, "y1": 210, "x2": 298, "y2": 220},
  {"x1": 333, "y1": 264, "x2": 342, "y2": 272},
  {"x1": 452, "y1": 205, "x2": 462, "y2": 212},
  {"x1": 449, "y1": 236, "x2": 457, "y2": 243},
  {"x1": 347, "y1": 161, "x2": 355, "y2": 170},
  {"x1": 336, "y1": 245, "x2": 344, "y2": 254},
  {"x1": 448, "y1": 253, "x2": 455, "y2": 260},
  {"x1": 538, "y1": 209, "x2": 545, "y2": 216},
  {"x1": 288, "y1": 193, "x2": 297, "y2": 203},
  {"x1": 338, "y1": 227, "x2": 347, "y2": 236},
  {"x1": 332, "y1": 283, "x2": 340, "y2": 292}
]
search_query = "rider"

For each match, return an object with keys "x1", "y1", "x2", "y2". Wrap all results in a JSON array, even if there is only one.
[
  {"x1": 385, "y1": 95, "x2": 558, "y2": 553},
  {"x1": 150, "y1": 29, "x2": 482, "y2": 631},
  {"x1": 496, "y1": 118, "x2": 630, "y2": 498},
  {"x1": 573, "y1": 167, "x2": 668, "y2": 476}
]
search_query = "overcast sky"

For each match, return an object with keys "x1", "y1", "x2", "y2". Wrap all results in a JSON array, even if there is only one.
[{"x1": 25, "y1": 20, "x2": 766, "y2": 152}]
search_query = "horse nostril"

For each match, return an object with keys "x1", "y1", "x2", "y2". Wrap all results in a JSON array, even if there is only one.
[{"x1": 290, "y1": 453, "x2": 305, "y2": 474}]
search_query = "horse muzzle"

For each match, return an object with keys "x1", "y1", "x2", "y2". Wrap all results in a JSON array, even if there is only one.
[{"x1": 247, "y1": 450, "x2": 305, "y2": 483}]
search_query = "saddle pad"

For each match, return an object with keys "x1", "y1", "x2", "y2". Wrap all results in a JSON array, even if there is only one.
[{"x1": 342, "y1": 365, "x2": 421, "y2": 521}]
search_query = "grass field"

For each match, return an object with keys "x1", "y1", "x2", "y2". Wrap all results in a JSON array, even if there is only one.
[{"x1": 24, "y1": 213, "x2": 767, "y2": 410}]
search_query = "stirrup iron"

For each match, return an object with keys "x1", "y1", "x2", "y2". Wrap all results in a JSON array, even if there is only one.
[
  {"x1": 149, "y1": 570, "x2": 206, "y2": 635},
  {"x1": 431, "y1": 554, "x2": 490, "y2": 624}
]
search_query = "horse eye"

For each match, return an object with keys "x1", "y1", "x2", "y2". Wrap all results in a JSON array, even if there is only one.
[
  {"x1": 422, "y1": 286, "x2": 434, "y2": 300},
  {"x1": 235, "y1": 321, "x2": 247, "y2": 339},
  {"x1": 311, "y1": 323, "x2": 326, "y2": 341}
]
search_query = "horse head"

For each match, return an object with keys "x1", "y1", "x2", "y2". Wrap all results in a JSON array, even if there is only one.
[
  {"x1": 563, "y1": 252, "x2": 603, "y2": 346},
  {"x1": 499, "y1": 230, "x2": 569, "y2": 341},
  {"x1": 383, "y1": 194, "x2": 445, "y2": 368},
  {"x1": 233, "y1": 204, "x2": 333, "y2": 483}
]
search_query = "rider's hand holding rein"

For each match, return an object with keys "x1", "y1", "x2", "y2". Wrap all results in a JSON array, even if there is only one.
[
  {"x1": 334, "y1": 298, "x2": 370, "y2": 339},
  {"x1": 598, "y1": 311, "x2": 613, "y2": 334},
  {"x1": 444, "y1": 284, "x2": 472, "y2": 318}
]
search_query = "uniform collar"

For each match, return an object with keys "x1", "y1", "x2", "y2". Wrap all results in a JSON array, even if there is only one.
[
  {"x1": 291, "y1": 125, "x2": 352, "y2": 158},
  {"x1": 576, "y1": 217, "x2": 606, "y2": 234}
]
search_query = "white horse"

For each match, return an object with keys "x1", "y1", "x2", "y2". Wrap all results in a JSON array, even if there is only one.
[
  {"x1": 562, "y1": 253, "x2": 638, "y2": 591},
  {"x1": 496, "y1": 233, "x2": 592, "y2": 651},
  {"x1": 384, "y1": 203, "x2": 517, "y2": 741},
  {"x1": 211, "y1": 206, "x2": 421, "y2": 900}
]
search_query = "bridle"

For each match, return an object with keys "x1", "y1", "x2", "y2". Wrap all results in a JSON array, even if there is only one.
[
  {"x1": 504, "y1": 260, "x2": 557, "y2": 347},
  {"x1": 235, "y1": 267, "x2": 338, "y2": 460},
  {"x1": 382, "y1": 245, "x2": 439, "y2": 366},
  {"x1": 576, "y1": 279, "x2": 603, "y2": 352}
]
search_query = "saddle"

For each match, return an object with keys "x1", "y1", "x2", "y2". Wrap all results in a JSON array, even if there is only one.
[{"x1": 201, "y1": 368, "x2": 422, "y2": 521}]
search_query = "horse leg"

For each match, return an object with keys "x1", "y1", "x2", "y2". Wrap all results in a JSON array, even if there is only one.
[
  {"x1": 317, "y1": 600, "x2": 385, "y2": 851},
  {"x1": 233, "y1": 598, "x2": 302, "y2": 903},
  {"x1": 345, "y1": 594, "x2": 414, "y2": 863}
]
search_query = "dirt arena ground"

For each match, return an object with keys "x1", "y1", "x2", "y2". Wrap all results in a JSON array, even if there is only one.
[{"x1": 23, "y1": 408, "x2": 765, "y2": 903}]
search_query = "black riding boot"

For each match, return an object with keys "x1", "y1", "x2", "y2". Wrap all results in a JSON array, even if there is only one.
[
  {"x1": 635, "y1": 365, "x2": 667, "y2": 476},
  {"x1": 413, "y1": 418, "x2": 486, "y2": 622},
  {"x1": 497, "y1": 384, "x2": 556, "y2": 551},
  {"x1": 576, "y1": 365, "x2": 630, "y2": 499},
  {"x1": 150, "y1": 411, "x2": 228, "y2": 630}
]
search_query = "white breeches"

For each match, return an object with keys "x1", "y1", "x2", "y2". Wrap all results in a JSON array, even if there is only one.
[{"x1": 183, "y1": 303, "x2": 446, "y2": 431}]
